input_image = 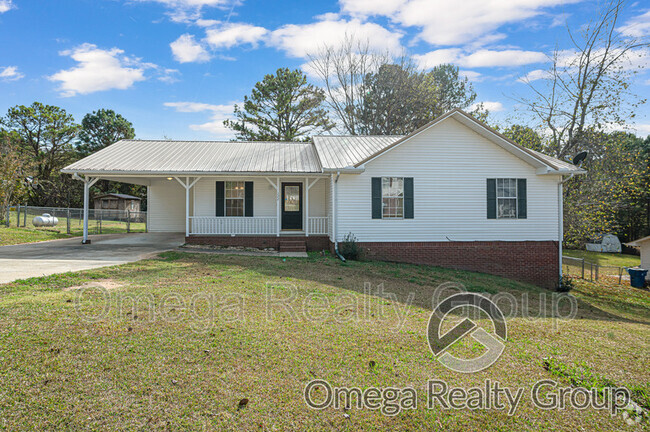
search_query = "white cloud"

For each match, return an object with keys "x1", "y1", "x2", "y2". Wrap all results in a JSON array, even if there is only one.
[
  {"x1": 414, "y1": 49, "x2": 548, "y2": 69},
  {"x1": 618, "y1": 10, "x2": 650, "y2": 38},
  {"x1": 50, "y1": 44, "x2": 149, "y2": 96},
  {"x1": 134, "y1": 0, "x2": 236, "y2": 23},
  {"x1": 170, "y1": 34, "x2": 211, "y2": 63},
  {"x1": 550, "y1": 12, "x2": 570, "y2": 28},
  {"x1": 459, "y1": 70, "x2": 482, "y2": 82},
  {"x1": 471, "y1": 101, "x2": 505, "y2": 112},
  {"x1": 205, "y1": 22, "x2": 268, "y2": 50},
  {"x1": 0, "y1": 66, "x2": 24, "y2": 81},
  {"x1": 518, "y1": 68, "x2": 550, "y2": 83},
  {"x1": 164, "y1": 101, "x2": 236, "y2": 138},
  {"x1": 0, "y1": 0, "x2": 14, "y2": 13},
  {"x1": 269, "y1": 17, "x2": 403, "y2": 58},
  {"x1": 340, "y1": 0, "x2": 581, "y2": 45},
  {"x1": 632, "y1": 123, "x2": 650, "y2": 137}
]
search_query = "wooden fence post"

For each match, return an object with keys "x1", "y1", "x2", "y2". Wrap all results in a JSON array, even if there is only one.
[
  {"x1": 581, "y1": 259, "x2": 585, "y2": 279},
  {"x1": 16, "y1": 204, "x2": 19, "y2": 227},
  {"x1": 126, "y1": 210, "x2": 130, "y2": 233},
  {"x1": 67, "y1": 208, "x2": 71, "y2": 234}
]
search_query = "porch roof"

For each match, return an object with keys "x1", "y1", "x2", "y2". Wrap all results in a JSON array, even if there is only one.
[{"x1": 62, "y1": 139, "x2": 322, "y2": 175}]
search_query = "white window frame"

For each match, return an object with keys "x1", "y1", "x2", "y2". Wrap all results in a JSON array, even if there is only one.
[
  {"x1": 381, "y1": 177, "x2": 404, "y2": 219},
  {"x1": 225, "y1": 181, "x2": 245, "y2": 217},
  {"x1": 496, "y1": 178, "x2": 517, "y2": 219}
]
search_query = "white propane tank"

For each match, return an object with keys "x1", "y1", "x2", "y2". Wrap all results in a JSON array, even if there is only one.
[{"x1": 32, "y1": 213, "x2": 59, "y2": 227}]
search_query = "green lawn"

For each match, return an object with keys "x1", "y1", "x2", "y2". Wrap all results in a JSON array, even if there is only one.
[
  {"x1": 563, "y1": 249, "x2": 640, "y2": 267},
  {"x1": 0, "y1": 253, "x2": 648, "y2": 430},
  {"x1": 0, "y1": 226, "x2": 73, "y2": 246}
]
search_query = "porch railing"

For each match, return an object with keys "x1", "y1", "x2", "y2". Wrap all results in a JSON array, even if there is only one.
[
  {"x1": 190, "y1": 216, "x2": 277, "y2": 235},
  {"x1": 308, "y1": 217, "x2": 329, "y2": 235}
]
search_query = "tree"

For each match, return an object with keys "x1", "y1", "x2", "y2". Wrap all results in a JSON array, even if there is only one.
[
  {"x1": 308, "y1": 36, "x2": 481, "y2": 135},
  {"x1": 1, "y1": 102, "x2": 79, "y2": 206},
  {"x1": 0, "y1": 131, "x2": 32, "y2": 220},
  {"x1": 224, "y1": 68, "x2": 333, "y2": 141},
  {"x1": 502, "y1": 125, "x2": 545, "y2": 152},
  {"x1": 77, "y1": 109, "x2": 135, "y2": 157},
  {"x1": 517, "y1": 0, "x2": 648, "y2": 159},
  {"x1": 562, "y1": 130, "x2": 649, "y2": 247},
  {"x1": 426, "y1": 64, "x2": 478, "y2": 117},
  {"x1": 308, "y1": 35, "x2": 393, "y2": 135}
]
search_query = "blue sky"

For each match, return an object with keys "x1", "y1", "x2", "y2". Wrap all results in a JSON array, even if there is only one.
[{"x1": 0, "y1": 0, "x2": 649, "y2": 140}]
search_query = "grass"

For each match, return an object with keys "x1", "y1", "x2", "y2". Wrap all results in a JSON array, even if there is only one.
[
  {"x1": 564, "y1": 249, "x2": 641, "y2": 267},
  {"x1": 0, "y1": 252, "x2": 648, "y2": 430},
  {"x1": 0, "y1": 221, "x2": 147, "y2": 246},
  {"x1": 0, "y1": 226, "x2": 73, "y2": 246}
]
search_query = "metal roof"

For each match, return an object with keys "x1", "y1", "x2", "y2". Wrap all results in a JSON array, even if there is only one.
[
  {"x1": 62, "y1": 140, "x2": 322, "y2": 174},
  {"x1": 62, "y1": 111, "x2": 583, "y2": 176},
  {"x1": 313, "y1": 135, "x2": 401, "y2": 169}
]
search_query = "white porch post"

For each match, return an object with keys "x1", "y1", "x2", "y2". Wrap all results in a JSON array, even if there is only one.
[
  {"x1": 175, "y1": 176, "x2": 202, "y2": 237},
  {"x1": 305, "y1": 177, "x2": 309, "y2": 237},
  {"x1": 276, "y1": 178, "x2": 281, "y2": 236}
]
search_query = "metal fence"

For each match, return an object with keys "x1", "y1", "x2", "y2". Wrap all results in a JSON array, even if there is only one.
[
  {"x1": 562, "y1": 256, "x2": 628, "y2": 284},
  {"x1": 5, "y1": 205, "x2": 147, "y2": 235}
]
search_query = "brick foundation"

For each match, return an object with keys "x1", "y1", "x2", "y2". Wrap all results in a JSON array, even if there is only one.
[
  {"x1": 185, "y1": 235, "x2": 330, "y2": 252},
  {"x1": 186, "y1": 236, "x2": 558, "y2": 289},
  {"x1": 357, "y1": 241, "x2": 559, "y2": 289}
]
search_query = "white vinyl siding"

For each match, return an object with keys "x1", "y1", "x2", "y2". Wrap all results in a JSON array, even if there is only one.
[
  {"x1": 335, "y1": 117, "x2": 561, "y2": 242},
  {"x1": 148, "y1": 178, "x2": 185, "y2": 232}
]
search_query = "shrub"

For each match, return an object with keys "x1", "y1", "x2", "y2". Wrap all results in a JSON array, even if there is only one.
[
  {"x1": 556, "y1": 276, "x2": 575, "y2": 292},
  {"x1": 339, "y1": 232, "x2": 361, "y2": 260}
]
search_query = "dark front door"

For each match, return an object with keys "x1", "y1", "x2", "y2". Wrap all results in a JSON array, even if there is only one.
[{"x1": 281, "y1": 182, "x2": 303, "y2": 230}]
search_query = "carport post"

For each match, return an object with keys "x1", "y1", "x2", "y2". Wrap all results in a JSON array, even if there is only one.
[{"x1": 74, "y1": 174, "x2": 99, "y2": 244}]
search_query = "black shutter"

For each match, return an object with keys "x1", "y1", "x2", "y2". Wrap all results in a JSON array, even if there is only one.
[
  {"x1": 215, "y1": 181, "x2": 225, "y2": 216},
  {"x1": 244, "y1": 181, "x2": 253, "y2": 217},
  {"x1": 371, "y1": 177, "x2": 382, "y2": 219},
  {"x1": 487, "y1": 179, "x2": 496, "y2": 219},
  {"x1": 404, "y1": 178, "x2": 414, "y2": 219},
  {"x1": 517, "y1": 179, "x2": 527, "y2": 219}
]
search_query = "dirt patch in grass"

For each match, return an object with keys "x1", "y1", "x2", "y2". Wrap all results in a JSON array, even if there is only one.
[{"x1": 63, "y1": 279, "x2": 126, "y2": 292}]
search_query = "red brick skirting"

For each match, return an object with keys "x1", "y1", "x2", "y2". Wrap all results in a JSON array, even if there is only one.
[
  {"x1": 186, "y1": 236, "x2": 558, "y2": 289},
  {"x1": 185, "y1": 235, "x2": 330, "y2": 252},
  {"x1": 358, "y1": 241, "x2": 559, "y2": 289}
]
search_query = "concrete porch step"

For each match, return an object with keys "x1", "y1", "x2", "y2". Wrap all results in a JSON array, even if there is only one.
[{"x1": 279, "y1": 240, "x2": 307, "y2": 252}]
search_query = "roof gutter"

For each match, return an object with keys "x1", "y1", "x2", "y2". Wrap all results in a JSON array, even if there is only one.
[{"x1": 322, "y1": 167, "x2": 365, "y2": 174}]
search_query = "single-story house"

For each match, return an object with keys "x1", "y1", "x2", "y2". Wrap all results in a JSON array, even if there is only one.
[
  {"x1": 626, "y1": 236, "x2": 650, "y2": 280},
  {"x1": 94, "y1": 193, "x2": 141, "y2": 213},
  {"x1": 62, "y1": 109, "x2": 585, "y2": 288}
]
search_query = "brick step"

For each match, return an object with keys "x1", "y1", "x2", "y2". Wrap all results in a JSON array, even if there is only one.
[{"x1": 279, "y1": 240, "x2": 307, "y2": 252}]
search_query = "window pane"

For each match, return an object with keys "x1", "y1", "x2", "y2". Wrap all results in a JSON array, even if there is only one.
[
  {"x1": 225, "y1": 181, "x2": 245, "y2": 198},
  {"x1": 284, "y1": 186, "x2": 300, "y2": 212},
  {"x1": 226, "y1": 199, "x2": 244, "y2": 216},
  {"x1": 497, "y1": 198, "x2": 517, "y2": 219},
  {"x1": 381, "y1": 177, "x2": 405, "y2": 218}
]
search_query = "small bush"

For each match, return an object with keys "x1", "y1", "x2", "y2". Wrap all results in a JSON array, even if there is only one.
[
  {"x1": 339, "y1": 232, "x2": 361, "y2": 261},
  {"x1": 556, "y1": 276, "x2": 575, "y2": 292}
]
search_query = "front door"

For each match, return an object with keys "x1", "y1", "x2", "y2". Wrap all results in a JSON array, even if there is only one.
[{"x1": 281, "y1": 182, "x2": 303, "y2": 230}]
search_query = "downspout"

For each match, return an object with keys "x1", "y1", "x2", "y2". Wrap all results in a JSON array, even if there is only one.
[
  {"x1": 558, "y1": 173, "x2": 575, "y2": 280},
  {"x1": 332, "y1": 171, "x2": 346, "y2": 262}
]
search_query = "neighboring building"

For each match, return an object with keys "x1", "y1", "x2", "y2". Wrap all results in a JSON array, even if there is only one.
[
  {"x1": 626, "y1": 236, "x2": 650, "y2": 280},
  {"x1": 93, "y1": 193, "x2": 141, "y2": 214},
  {"x1": 62, "y1": 109, "x2": 585, "y2": 288}
]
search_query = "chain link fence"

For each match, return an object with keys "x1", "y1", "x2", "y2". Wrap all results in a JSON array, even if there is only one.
[
  {"x1": 5, "y1": 205, "x2": 147, "y2": 235},
  {"x1": 562, "y1": 256, "x2": 628, "y2": 284}
]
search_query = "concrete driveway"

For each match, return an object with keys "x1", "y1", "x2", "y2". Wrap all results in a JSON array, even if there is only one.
[{"x1": 0, "y1": 233, "x2": 185, "y2": 284}]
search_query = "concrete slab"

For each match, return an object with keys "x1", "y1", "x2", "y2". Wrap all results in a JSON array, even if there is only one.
[{"x1": 0, "y1": 233, "x2": 185, "y2": 284}]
